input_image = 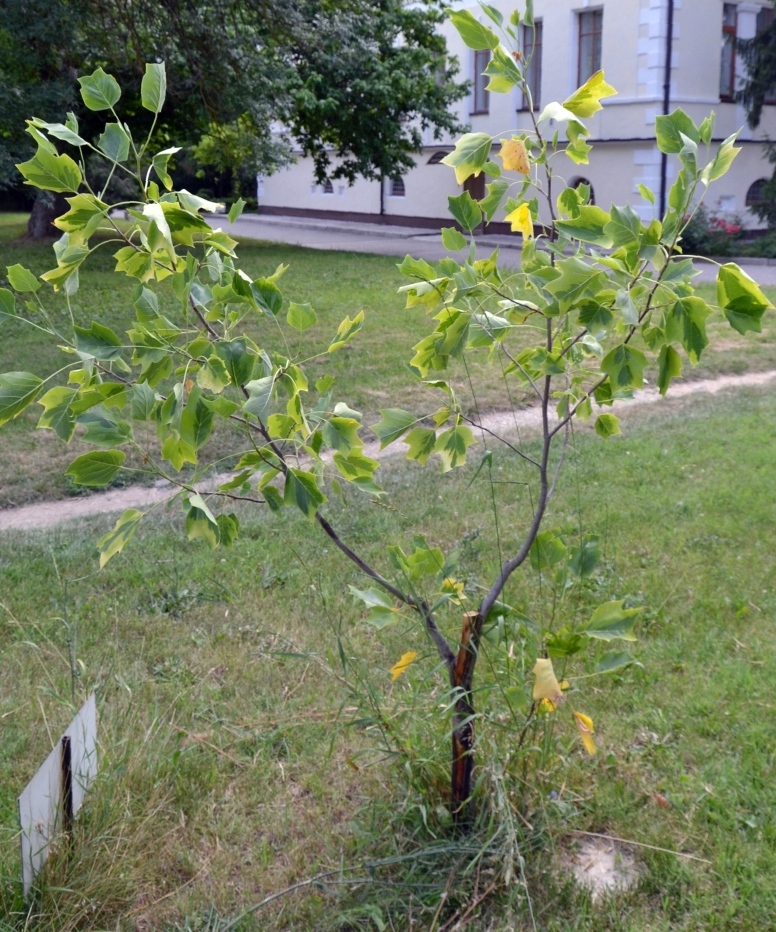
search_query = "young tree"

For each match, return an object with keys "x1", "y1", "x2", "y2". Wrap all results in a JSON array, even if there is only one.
[{"x1": 1, "y1": 5, "x2": 770, "y2": 823}]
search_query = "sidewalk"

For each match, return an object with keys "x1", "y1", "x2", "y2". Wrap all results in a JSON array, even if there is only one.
[{"x1": 207, "y1": 212, "x2": 776, "y2": 285}]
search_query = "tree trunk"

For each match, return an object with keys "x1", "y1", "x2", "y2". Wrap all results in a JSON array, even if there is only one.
[
  {"x1": 451, "y1": 610, "x2": 483, "y2": 826},
  {"x1": 26, "y1": 193, "x2": 67, "y2": 240}
]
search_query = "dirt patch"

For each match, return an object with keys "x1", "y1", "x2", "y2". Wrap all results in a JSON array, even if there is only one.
[
  {"x1": 1, "y1": 369, "x2": 774, "y2": 532},
  {"x1": 562, "y1": 835, "x2": 640, "y2": 901}
]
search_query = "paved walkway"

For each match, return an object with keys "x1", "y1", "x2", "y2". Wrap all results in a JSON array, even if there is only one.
[{"x1": 207, "y1": 213, "x2": 776, "y2": 285}]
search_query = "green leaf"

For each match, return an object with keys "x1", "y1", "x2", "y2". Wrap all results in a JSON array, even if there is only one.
[
  {"x1": 657, "y1": 344, "x2": 683, "y2": 395},
  {"x1": 216, "y1": 513, "x2": 239, "y2": 546},
  {"x1": 600, "y1": 344, "x2": 647, "y2": 389},
  {"x1": 479, "y1": 179, "x2": 510, "y2": 222},
  {"x1": 329, "y1": 310, "x2": 364, "y2": 352},
  {"x1": 97, "y1": 508, "x2": 144, "y2": 567},
  {"x1": 152, "y1": 146, "x2": 180, "y2": 191},
  {"x1": 703, "y1": 132, "x2": 740, "y2": 184},
  {"x1": 29, "y1": 118, "x2": 88, "y2": 148},
  {"x1": 547, "y1": 629, "x2": 588, "y2": 658},
  {"x1": 584, "y1": 600, "x2": 641, "y2": 641},
  {"x1": 604, "y1": 205, "x2": 642, "y2": 248},
  {"x1": 440, "y1": 227, "x2": 467, "y2": 251},
  {"x1": 0, "y1": 371, "x2": 43, "y2": 425},
  {"x1": 435, "y1": 424, "x2": 476, "y2": 472},
  {"x1": 717, "y1": 263, "x2": 772, "y2": 335},
  {"x1": 141, "y1": 62, "x2": 167, "y2": 113},
  {"x1": 74, "y1": 321, "x2": 124, "y2": 360},
  {"x1": 349, "y1": 585, "x2": 393, "y2": 610},
  {"x1": 594, "y1": 413, "x2": 621, "y2": 438},
  {"x1": 449, "y1": 9, "x2": 499, "y2": 49},
  {"x1": 562, "y1": 71, "x2": 617, "y2": 117},
  {"x1": 37, "y1": 386, "x2": 76, "y2": 441},
  {"x1": 530, "y1": 530, "x2": 567, "y2": 571},
  {"x1": 403, "y1": 426, "x2": 437, "y2": 465},
  {"x1": 447, "y1": 192, "x2": 482, "y2": 233},
  {"x1": 578, "y1": 299, "x2": 614, "y2": 331},
  {"x1": 0, "y1": 288, "x2": 14, "y2": 317},
  {"x1": 65, "y1": 450, "x2": 125, "y2": 486},
  {"x1": 655, "y1": 108, "x2": 699, "y2": 155},
  {"x1": 6, "y1": 264, "x2": 41, "y2": 293},
  {"x1": 323, "y1": 416, "x2": 361, "y2": 454},
  {"x1": 544, "y1": 257, "x2": 606, "y2": 312},
  {"x1": 284, "y1": 468, "x2": 327, "y2": 519},
  {"x1": 97, "y1": 123, "x2": 130, "y2": 162},
  {"x1": 180, "y1": 394, "x2": 214, "y2": 451},
  {"x1": 637, "y1": 183, "x2": 655, "y2": 205},
  {"x1": 372, "y1": 408, "x2": 416, "y2": 448},
  {"x1": 666, "y1": 297, "x2": 710, "y2": 364},
  {"x1": 484, "y1": 46, "x2": 523, "y2": 92},
  {"x1": 555, "y1": 205, "x2": 612, "y2": 247},
  {"x1": 16, "y1": 147, "x2": 82, "y2": 193},
  {"x1": 287, "y1": 301, "x2": 317, "y2": 331},
  {"x1": 78, "y1": 67, "x2": 121, "y2": 111},
  {"x1": 78, "y1": 410, "x2": 132, "y2": 446},
  {"x1": 569, "y1": 536, "x2": 600, "y2": 578},
  {"x1": 243, "y1": 375, "x2": 274, "y2": 421},
  {"x1": 222, "y1": 196, "x2": 244, "y2": 222},
  {"x1": 131, "y1": 382, "x2": 157, "y2": 419},
  {"x1": 185, "y1": 493, "x2": 219, "y2": 549},
  {"x1": 442, "y1": 133, "x2": 493, "y2": 185},
  {"x1": 596, "y1": 651, "x2": 636, "y2": 674},
  {"x1": 215, "y1": 339, "x2": 254, "y2": 387}
]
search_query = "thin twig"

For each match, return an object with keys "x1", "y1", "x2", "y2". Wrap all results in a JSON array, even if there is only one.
[{"x1": 569, "y1": 830, "x2": 712, "y2": 864}]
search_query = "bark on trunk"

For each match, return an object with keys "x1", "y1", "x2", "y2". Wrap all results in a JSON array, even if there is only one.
[
  {"x1": 451, "y1": 610, "x2": 483, "y2": 826},
  {"x1": 26, "y1": 194, "x2": 67, "y2": 240}
]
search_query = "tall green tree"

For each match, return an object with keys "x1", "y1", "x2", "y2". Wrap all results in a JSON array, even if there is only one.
[
  {"x1": 737, "y1": 3, "x2": 776, "y2": 227},
  {"x1": 0, "y1": 0, "x2": 466, "y2": 236}
]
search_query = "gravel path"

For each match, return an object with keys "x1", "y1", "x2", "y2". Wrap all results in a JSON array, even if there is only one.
[{"x1": 1, "y1": 369, "x2": 774, "y2": 533}]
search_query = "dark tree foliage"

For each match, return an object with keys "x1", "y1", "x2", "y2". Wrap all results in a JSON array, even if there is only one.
[
  {"x1": 737, "y1": 3, "x2": 776, "y2": 227},
  {"x1": 1, "y1": 0, "x2": 466, "y2": 232}
]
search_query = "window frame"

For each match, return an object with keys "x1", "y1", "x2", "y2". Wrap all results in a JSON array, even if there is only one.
[
  {"x1": 720, "y1": 3, "x2": 737, "y2": 102},
  {"x1": 389, "y1": 177, "x2": 406, "y2": 198},
  {"x1": 577, "y1": 9, "x2": 603, "y2": 87},
  {"x1": 472, "y1": 49, "x2": 491, "y2": 115},
  {"x1": 519, "y1": 20, "x2": 543, "y2": 111}
]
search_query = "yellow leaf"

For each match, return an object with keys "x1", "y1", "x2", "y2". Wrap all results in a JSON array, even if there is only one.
[
  {"x1": 441, "y1": 576, "x2": 467, "y2": 603},
  {"x1": 532, "y1": 658, "x2": 564, "y2": 706},
  {"x1": 573, "y1": 710, "x2": 597, "y2": 755},
  {"x1": 505, "y1": 202, "x2": 533, "y2": 239},
  {"x1": 499, "y1": 137, "x2": 530, "y2": 174},
  {"x1": 390, "y1": 651, "x2": 418, "y2": 681},
  {"x1": 563, "y1": 71, "x2": 617, "y2": 118}
]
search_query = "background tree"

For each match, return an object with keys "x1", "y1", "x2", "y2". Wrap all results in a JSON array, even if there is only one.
[
  {"x1": 737, "y1": 2, "x2": 776, "y2": 227},
  {"x1": 0, "y1": 0, "x2": 466, "y2": 236}
]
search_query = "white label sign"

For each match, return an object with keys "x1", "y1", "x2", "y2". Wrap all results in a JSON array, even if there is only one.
[{"x1": 17, "y1": 694, "x2": 98, "y2": 897}]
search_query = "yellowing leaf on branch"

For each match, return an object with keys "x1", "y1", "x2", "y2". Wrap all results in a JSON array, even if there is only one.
[
  {"x1": 532, "y1": 657, "x2": 565, "y2": 709},
  {"x1": 563, "y1": 71, "x2": 617, "y2": 118},
  {"x1": 573, "y1": 711, "x2": 597, "y2": 755},
  {"x1": 505, "y1": 203, "x2": 534, "y2": 239},
  {"x1": 390, "y1": 651, "x2": 418, "y2": 681},
  {"x1": 499, "y1": 138, "x2": 530, "y2": 174}
]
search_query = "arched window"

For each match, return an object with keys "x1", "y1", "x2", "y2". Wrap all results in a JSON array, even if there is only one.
[
  {"x1": 746, "y1": 178, "x2": 769, "y2": 207},
  {"x1": 427, "y1": 151, "x2": 447, "y2": 165},
  {"x1": 569, "y1": 176, "x2": 595, "y2": 205},
  {"x1": 390, "y1": 177, "x2": 406, "y2": 198},
  {"x1": 322, "y1": 179, "x2": 334, "y2": 195}
]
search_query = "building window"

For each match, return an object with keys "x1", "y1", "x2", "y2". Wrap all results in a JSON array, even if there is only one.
[
  {"x1": 578, "y1": 10, "x2": 603, "y2": 85},
  {"x1": 389, "y1": 177, "x2": 406, "y2": 198},
  {"x1": 322, "y1": 180, "x2": 334, "y2": 195},
  {"x1": 746, "y1": 178, "x2": 769, "y2": 206},
  {"x1": 755, "y1": 7, "x2": 776, "y2": 103},
  {"x1": 720, "y1": 4, "x2": 737, "y2": 100},
  {"x1": 427, "y1": 151, "x2": 447, "y2": 164},
  {"x1": 472, "y1": 49, "x2": 490, "y2": 114},
  {"x1": 521, "y1": 21, "x2": 542, "y2": 109}
]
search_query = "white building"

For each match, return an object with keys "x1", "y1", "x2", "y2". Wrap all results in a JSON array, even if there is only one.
[{"x1": 259, "y1": 1, "x2": 776, "y2": 231}]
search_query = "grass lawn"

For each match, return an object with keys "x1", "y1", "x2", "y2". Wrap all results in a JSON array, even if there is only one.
[
  {"x1": 1, "y1": 213, "x2": 775, "y2": 507},
  {"x1": 2, "y1": 214, "x2": 776, "y2": 929}
]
